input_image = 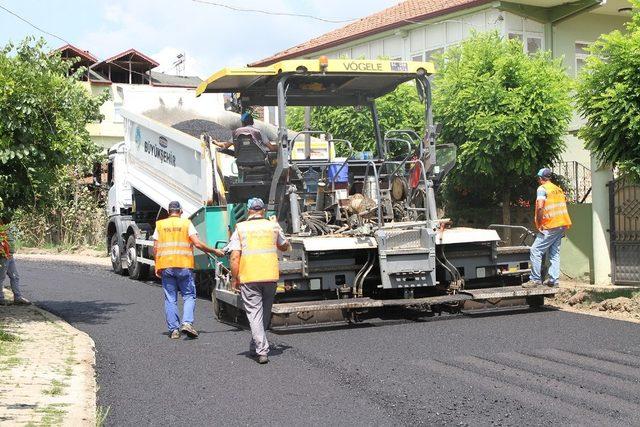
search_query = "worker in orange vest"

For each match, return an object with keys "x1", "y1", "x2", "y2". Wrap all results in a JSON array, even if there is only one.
[
  {"x1": 523, "y1": 168, "x2": 572, "y2": 288},
  {"x1": 153, "y1": 201, "x2": 222, "y2": 339},
  {"x1": 228, "y1": 198, "x2": 290, "y2": 364}
]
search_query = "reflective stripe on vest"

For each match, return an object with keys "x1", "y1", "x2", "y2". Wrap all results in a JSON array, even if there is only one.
[
  {"x1": 237, "y1": 219, "x2": 280, "y2": 284},
  {"x1": 155, "y1": 216, "x2": 194, "y2": 270},
  {"x1": 538, "y1": 182, "x2": 572, "y2": 230}
]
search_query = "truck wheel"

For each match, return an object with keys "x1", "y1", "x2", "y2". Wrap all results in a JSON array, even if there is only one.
[
  {"x1": 212, "y1": 296, "x2": 224, "y2": 320},
  {"x1": 126, "y1": 235, "x2": 149, "y2": 280},
  {"x1": 110, "y1": 234, "x2": 127, "y2": 275}
]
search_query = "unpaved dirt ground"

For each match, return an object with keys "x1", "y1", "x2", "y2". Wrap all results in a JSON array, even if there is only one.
[
  {"x1": 549, "y1": 284, "x2": 640, "y2": 324},
  {"x1": 0, "y1": 289, "x2": 96, "y2": 426},
  {"x1": 17, "y1": 248, "x2": 110, "y2": 267}
]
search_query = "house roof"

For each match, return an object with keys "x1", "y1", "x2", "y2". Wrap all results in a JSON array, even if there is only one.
[
  {"x1": 98, "y1": 48, "x2": 160, "y2": 68},
  {"x1": 251, "y1": 0, "x2": 491, "y2": 66},
  {"x1": 149, "y1": 71, "x2": 202, "y2": 88},
  {"x1": 53, "y1": 44, "x2": 98, "y2": 63}
]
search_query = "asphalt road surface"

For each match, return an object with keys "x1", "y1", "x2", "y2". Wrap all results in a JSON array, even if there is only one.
[{"x1": 16, "y1": 258, "x2": 640, "y2": 426}]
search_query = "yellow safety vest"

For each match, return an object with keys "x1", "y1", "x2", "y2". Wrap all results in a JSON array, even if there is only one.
[
  {"x1": 155, "y1": 216, "x2": 195, "y2": 270},
  {"x1": 237, "y1": 219, "x2": 280, "y2": 284},
  {"x1": 536, "y1": 182, "x2": 572, "y2": 230}
]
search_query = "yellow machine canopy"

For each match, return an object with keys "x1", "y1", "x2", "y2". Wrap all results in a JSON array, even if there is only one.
[{"x1": 196, "y1": 59, "x2": 435, "y2": 106}]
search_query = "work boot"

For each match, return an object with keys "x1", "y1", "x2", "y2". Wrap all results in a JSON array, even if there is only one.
[
  {"x1": 179, "y1": 323, "x2": 199, "y2": 338},
  {"x1": 543, "y1": 279, "x2": 558, "y2": 288},
  {"x1": 257, "y1": 355, "x2": 269, "y2": 364},
  {"x1": 169, "y1": 329, "x2": 181, "y2": 339},
  {"x1": 522, "y1": 280, "x2": 542, "y2": 288},
  {"x1": 13, "y1": 296, "x2": 31, "y2": 305}
]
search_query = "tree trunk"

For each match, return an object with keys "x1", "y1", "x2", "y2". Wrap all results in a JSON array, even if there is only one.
[{"x1": 502, "y1": 189, "x2": 511, "y2": 245}]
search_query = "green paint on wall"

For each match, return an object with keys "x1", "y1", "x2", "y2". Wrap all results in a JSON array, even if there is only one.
[{"x1": 560, "y1": 203, "x2": 594, "y2": 282}]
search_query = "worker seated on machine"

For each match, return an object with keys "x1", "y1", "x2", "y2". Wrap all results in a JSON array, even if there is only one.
[{"x1": 211, "y1": 111, "x2": 277, "y2": 154}]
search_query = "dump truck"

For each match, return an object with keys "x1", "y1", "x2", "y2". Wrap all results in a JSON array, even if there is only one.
[{"x1": 106, "y1": 58, "x2": 557, "y2": 327}]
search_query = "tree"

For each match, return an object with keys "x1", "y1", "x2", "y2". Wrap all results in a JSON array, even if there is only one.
[
  {"x1": 0, "y1": 37, "x2": 107, "y2": 214},
  {"x1": 576, "y1": 0, "x2": 640, "y2": 180},
  {"x1": 287, "y1": 83, "x2": 425, "y2": 154},
  {"x1": 432, "y1": 31, "x2": 572, "y2": 231}
]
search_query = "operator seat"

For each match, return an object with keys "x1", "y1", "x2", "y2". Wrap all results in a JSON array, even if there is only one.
[{"x1": 227, "y1": 133, "x2": 274, "y2": 203}]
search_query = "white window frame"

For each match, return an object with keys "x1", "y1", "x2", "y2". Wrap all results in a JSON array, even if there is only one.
[{"x1": 575, "y1": 40, "x2": 592, "y2": 77}]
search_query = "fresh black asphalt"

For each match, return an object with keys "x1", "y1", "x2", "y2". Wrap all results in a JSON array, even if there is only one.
[{"x1": 15, "y1": 258, "x2": 640, "y2": 426}]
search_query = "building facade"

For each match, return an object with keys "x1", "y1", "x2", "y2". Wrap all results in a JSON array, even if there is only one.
[
  {"x1": 55, "y1": 45, "x2": 224, "y2": 150},
  {"x1": 252, "y1": 0, "x2": 634, "y2": 284}
]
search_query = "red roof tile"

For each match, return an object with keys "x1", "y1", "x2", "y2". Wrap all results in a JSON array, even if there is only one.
[
  {"x1": 53, "y1": 44, "x2": 98, "y2": 63},
  {"x1": 100, "y1": 48, "x2": 159, "y2": 67},
  {"x1": 250, "y1": 0, "x2": 490, "y2": 66}
]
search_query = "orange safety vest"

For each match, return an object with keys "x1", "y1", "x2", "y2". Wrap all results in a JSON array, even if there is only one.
[
  {"x1": 536, "y1": 182, "x2": 572, "y2": 230},
  {"x1": 0, "y1": 231, "x2": 9, "y2": 259},
  {"x1": 236, "y1": 218, "x2": 280, "y2": 284},
  {"x1": 154, "y1": 216, "x2": 195, "y2": 270}
]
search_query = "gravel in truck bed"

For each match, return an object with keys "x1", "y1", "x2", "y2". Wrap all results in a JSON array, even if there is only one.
[{"x1": 172, "y1": 119, "x2": 233, "y2": 141}]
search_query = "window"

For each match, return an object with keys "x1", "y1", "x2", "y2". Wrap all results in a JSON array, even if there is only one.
[
  {"x1": 526, "y1": 36, "x2": 542, "y2": 55},
  {"x1": 575, "y1": 41, "x2": 591, "y2": 76},
  {"x1": 425, "y1": 48, "x2": 444, "y2": 61},
  {"x1": 508, "y1": 32, "x2": 523, "y2": 42},
  {"x1": 411, "y1": 53, "x2": 424, "y2": 62}
]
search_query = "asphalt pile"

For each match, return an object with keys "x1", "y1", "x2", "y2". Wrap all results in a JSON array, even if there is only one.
[{"x1": 172, "y1": 119, "x2": 233, "y2": 141}]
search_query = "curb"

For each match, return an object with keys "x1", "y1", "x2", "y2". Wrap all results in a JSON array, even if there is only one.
[{"x1": 33, "y1": 305, "x2": 98, "y2": 426}]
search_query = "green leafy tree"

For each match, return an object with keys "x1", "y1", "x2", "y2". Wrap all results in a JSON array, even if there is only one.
[
  {"x1": 432, "y1": 31, "x2": 572, "y2": 229},
  {"x1": 287, "y1": 83, "x2": 425, "y2": 154},
  {"x1": 576, "y1": 0, "x2": 640, "y2": 180},
  {"x1": 0, "y1": 37, "x2": 107, "y2": 215}
]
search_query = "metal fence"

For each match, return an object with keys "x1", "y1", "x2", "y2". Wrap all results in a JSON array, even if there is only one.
[
  {"x1": 609, "y1": 178, "x2": 640, "y2": 285},
  {"x1": 552, "y1": 161, "x2": 592, "y2": 203}
]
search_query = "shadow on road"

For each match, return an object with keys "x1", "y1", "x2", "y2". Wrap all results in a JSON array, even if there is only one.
[
  {"x1": 237, "y1": 343, "x2": 292, "y2": 359},
  {"x1": 36, "y1": 300, "x2": 131, "y2": 325}
]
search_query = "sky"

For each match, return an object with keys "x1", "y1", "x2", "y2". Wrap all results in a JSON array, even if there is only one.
[{"x1": 0, "y1": 0, "x2": 398, "y2": 78}]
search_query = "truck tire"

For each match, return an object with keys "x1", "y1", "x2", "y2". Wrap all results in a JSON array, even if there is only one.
[
  {"x1": 110, "y1": 234, "x2": 127, "y2": 275},
  {"x1": 126, "y1": 235, "x2": 149, "y2": 280}
]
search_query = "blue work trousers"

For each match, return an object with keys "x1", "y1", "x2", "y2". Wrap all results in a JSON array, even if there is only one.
[
  {"x1": 529, "y1": 227, "x2": 565, "y2": 284},
  {"x1": 161, "y1": 268, "x2": 196, "y2": 332},
  {"x1": 0, "y1": 257, "x2": 21, "y2": 299}
]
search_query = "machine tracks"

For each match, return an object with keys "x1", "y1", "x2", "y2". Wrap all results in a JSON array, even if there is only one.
[{"x1": 418, "y1": 348, "x2": 640, "y2": 425}]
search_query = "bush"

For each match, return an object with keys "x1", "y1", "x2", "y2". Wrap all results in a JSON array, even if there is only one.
[
  {"x1": 576, "y1": 0, "x2": 640, "y2": 180},
  {"x1": 287, "y1": 83, "x2": 425, "y2": 154},
  {"x1": 12, "y1": 168, "x2": 106, "y2": 249}
]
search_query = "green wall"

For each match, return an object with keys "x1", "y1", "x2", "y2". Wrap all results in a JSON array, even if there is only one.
[
  {"x1": 552, "y1": 13, "x2": 629, "y2": 76},
  {"x1": 560, "y1": 203, "x2": 594, "y2": 282}
]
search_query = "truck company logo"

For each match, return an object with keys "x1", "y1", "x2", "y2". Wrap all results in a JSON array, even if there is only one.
[
  {"x1": 144, "y1": 140, "x2": 176, "y2": 167},
  {"x1": 390, "y1": 61, "x2": 408, "y2": 72},
  {"x1": 159, "y1": 136, "x2": 168, "y2": 148},
  {"x1": 342, "y1": 61, "x2": 383, "y2": 72},
  {"x1": 135, "y1": 127, "x2": 142, "y2": 145}
]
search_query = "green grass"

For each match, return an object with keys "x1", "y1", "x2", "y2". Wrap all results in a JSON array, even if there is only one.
[
  {"x1": 96, "y1": 405, "x2": 110, "y2": 427},
  {"x1": 35, "y1": 404, "x2": 67, "y2": 426},
  {"x1": 43, "y1": 379, "x2": 67, "y2": 397},
  {"x1": 0, "y1": 329, "x2": 19, "y2": 343}
]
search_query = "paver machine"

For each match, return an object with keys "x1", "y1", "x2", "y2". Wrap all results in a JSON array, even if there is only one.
[{"x1": 194, "y1": 58, "x2": 556, "y2": 326}]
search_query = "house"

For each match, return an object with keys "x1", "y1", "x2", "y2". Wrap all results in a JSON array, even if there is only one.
[
  {"x1": 252, "y1": 0, "x2": 634, "y2": 285},
  {"x1": 54, "y1": 45, "x2": 224, "y2": 150}
]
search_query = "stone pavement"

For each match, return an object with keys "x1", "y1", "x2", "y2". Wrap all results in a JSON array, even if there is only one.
[{"x1": 0, "y1": 288, "x2": 96, "y2": 426}]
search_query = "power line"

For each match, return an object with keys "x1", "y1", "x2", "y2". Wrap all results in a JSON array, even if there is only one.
[
  {"x1": 0, "y1": 3, "x2": 156, "y2": 80},
  {"x1": 191, "y1": 0, "x2": 357, "y2": 23},
  {"x1": 0, "y1": 3, "x2": 71, "y2": 45}
]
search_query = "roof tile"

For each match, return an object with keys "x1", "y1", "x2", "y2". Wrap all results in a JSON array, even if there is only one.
[{"x1": 250, "y1": 0, "x2": 490, "y2": 66}]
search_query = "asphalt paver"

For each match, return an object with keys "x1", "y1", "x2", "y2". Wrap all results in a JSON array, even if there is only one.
[{"x1": 16, "y1": 259, "x2": 640, "y2": 426}]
